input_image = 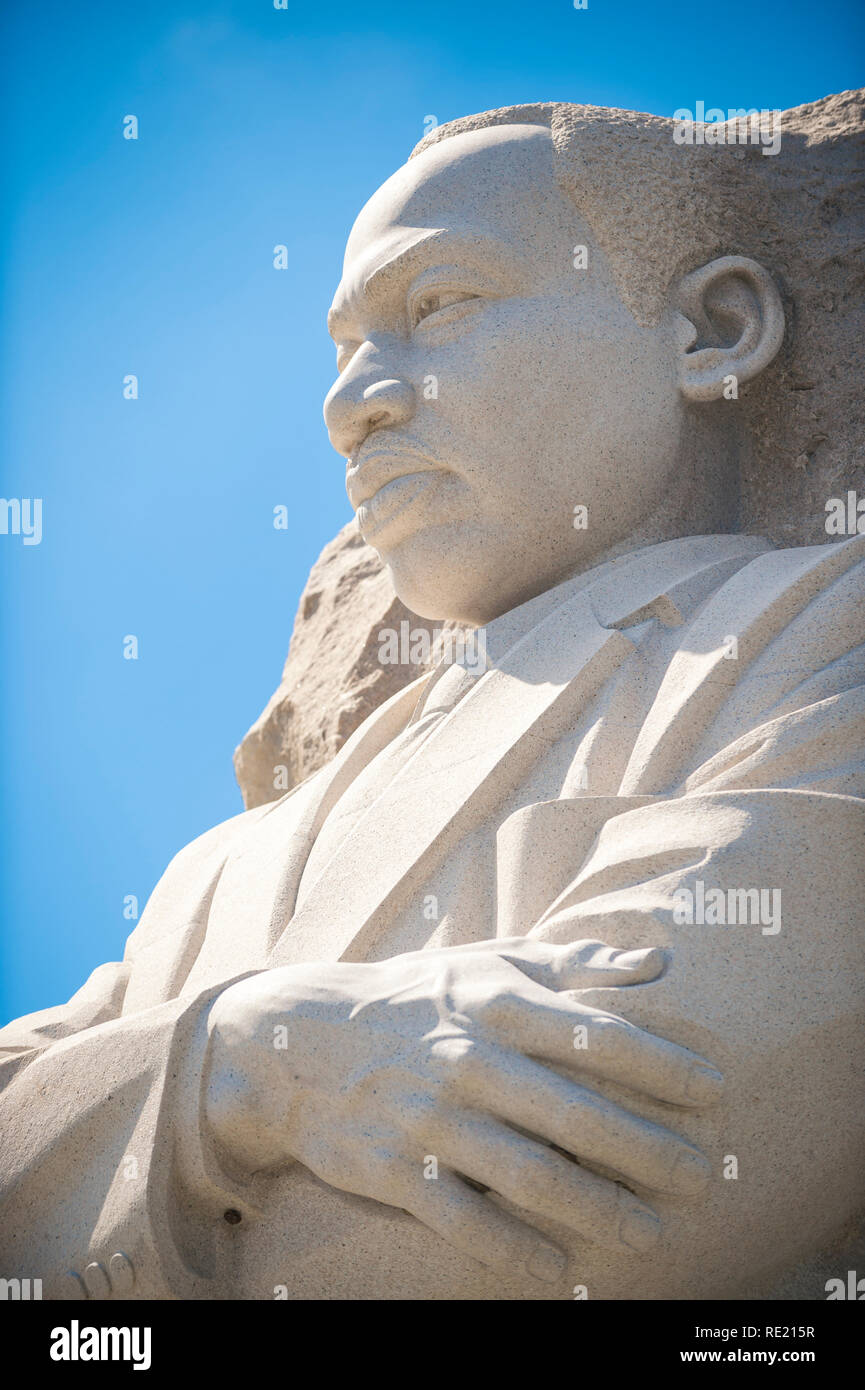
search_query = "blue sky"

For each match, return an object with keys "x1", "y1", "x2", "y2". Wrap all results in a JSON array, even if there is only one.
[{"x1": 2, "y1": 0, "x2": 863, "y2": 1023}]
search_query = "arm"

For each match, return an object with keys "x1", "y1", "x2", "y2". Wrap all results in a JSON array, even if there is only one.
[
  {"x1": 0, "y1": 807, "x2": 269, "y2": 1300},
  {"x1": 203, "y1": 935, "x2": 723, "y2": 1287},
  {"x1": 0, "y1": 982, "x2": 247, "y2": 1299},
  {"x1": 521, "y1": 781, "x2": 865, "y2": 1294}
]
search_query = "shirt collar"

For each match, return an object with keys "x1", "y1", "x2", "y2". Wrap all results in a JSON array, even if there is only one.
[{"x1": 480, "y1": 532, "x2": 772, "y2": 665}]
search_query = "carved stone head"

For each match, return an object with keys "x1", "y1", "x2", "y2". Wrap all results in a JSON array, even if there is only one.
[{"x1": 323, "y1": 94, "x2": 863, "y2": 624}]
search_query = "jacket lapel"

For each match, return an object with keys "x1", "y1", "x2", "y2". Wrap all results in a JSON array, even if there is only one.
[
  {"x1": 267, "y1": 535, "x2": 772, "y2": 967},
  {"x1": 268, "y1": 591, "x2": 635, "y2": 966},
  {"x1": 179, "y1": 674, "x2": 432, "y2": 994}
]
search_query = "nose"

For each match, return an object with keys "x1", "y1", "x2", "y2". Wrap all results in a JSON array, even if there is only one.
[{"x1": 324, "y1": 350, "x2": 416, "y2": 458}]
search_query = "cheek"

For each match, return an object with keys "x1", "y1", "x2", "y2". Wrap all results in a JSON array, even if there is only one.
[
  {"x1": 420, "y1": 294, "x2": 673, "y2": 477},
  {"x1": 429, "y1": 297, "x2": 581, "y2": 417},
  {"x1": 412, "y1": 299, "x2": 584, "y2": 493}
]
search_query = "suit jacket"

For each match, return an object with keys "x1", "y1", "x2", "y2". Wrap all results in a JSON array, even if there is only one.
[{"x1": 2, "y1": 533, "x2": 864, "y2": 1300}]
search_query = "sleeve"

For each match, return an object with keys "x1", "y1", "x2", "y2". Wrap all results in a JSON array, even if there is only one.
[
  {"x1": 520, "y1": 786, "x2": 865, "y2": 1280},
  {"x1": 524, "y1": 541, "x2": 865, "y2": 974},
  {"x1": 0, "y1": 807, "x2": 273, "y2": 1301},
  {"x1": 505, "y1": 545, "x2": 865, "y2": 1269}
]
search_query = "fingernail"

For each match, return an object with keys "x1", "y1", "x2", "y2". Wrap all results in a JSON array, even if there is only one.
[
  {"x1": 669, "y1": 1146, "x2": 712, "y2": 1194},
  {"x1": 526, "y1": 1242, "x2": 568, "y2": 1284},
  {"x1": 686, "y1": 1062, "x2": 724, "y2": 1104},
  {"x1": 619, "y1": 1204, "x2": 661, "y2": 1253}
]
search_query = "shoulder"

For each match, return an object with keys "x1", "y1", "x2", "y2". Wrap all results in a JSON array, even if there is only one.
[
  {"x1": 666, "y1": 533, "x2": 865, "y2": 679},
  {"x1": 622, "y1": 536, "x2": 865, "y2": 794},
  {"x1": 683, "y1": 535, "x2": 865, "y2": 789},
  {"x1": 728, "y1": 531, "x2": 863, "y2": 610},
  {"x1": 710, "y1": 532, "x2": 864, "y2": 621},
  {"x1": 706, "y1": 533, "x2": 865, "y2": 681}
]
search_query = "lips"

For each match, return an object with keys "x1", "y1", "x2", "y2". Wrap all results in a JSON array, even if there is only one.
[
  {"x1": 345, "y1": 445, "x2": 442, "y2": 511},
  {"x1": 358, "y1": 472, "x2": 447, "y2": 546}
]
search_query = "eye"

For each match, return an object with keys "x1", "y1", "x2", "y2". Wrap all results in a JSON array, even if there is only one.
[{"x1": 410, "y1": 289, "x2": 481, "y2": 328}]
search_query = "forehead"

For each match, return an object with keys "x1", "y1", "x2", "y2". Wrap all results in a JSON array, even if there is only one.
[{"x1": 331, "y1": 125, "x2": 578, "y2": 322}]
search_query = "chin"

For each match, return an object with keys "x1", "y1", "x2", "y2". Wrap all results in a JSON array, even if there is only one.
[
  {"x1": 384, "y1": 563, "x2": 477, "y2": 625},
  {"x1": 383, "y1": 557, "x2": 535, "y2": 628},
  {"x1": 378, "y1": 543, "x2": 494, "y2": 626}
]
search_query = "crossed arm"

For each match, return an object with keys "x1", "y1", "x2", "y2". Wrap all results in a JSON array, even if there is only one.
[
  {"x1": 203, "y1": 935, "x2": 721, "y2": 1286},
  {"x1": 2, "y1": 778, "x2": 862, "y2": 1297}
]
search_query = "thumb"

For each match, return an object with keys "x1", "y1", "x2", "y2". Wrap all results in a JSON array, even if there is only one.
[
  {"x1": 492, "y1": 936, "x2": 666, "y2": 991},
  {"x1": 550, "y1": 939, "x2": 668, "y2": 990}
]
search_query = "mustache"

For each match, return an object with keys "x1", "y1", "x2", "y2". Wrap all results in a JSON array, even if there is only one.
[
  {"x1": 349, "y1": 433, "x2": 440, "y2": 469},
  {"x1": 346, "y1": 435, "x2": 445, "y2": 507}
]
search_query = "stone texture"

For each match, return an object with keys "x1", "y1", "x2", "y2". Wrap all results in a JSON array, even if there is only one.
[
  {"x1": 2, "y1": 92, "x2": 864, "y2": 1304},
  {"x1": 234, "y1": 520, "x2": 463, "y2": 808},
  {"x1": 237, "y1": 89, "x2": 865, "y2": 810}
]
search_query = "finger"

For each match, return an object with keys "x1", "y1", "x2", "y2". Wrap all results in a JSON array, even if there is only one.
[
  {"x1": 531, "y1": 905, "x2": 660, "y2": 947},
  {"x1": 455, "y1": 1044, "x2": 712, "y2": 1196},
  {"x1": 430, "y1": 1107, "x2": 661, "y2": 1255},
  {"x1": 526, "y1": 940, "x2": 667, "y2": 990},
  {"x1": 500, "y1": 990, "x2": 724, "y2": 1108},
  {"x1": 471, "y1": 937, "x2": 667, "y2": 991},
  {"x1": 397, "y1": 1165, "x2": 569, "y2": 1286}
]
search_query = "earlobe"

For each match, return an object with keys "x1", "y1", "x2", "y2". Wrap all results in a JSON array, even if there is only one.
[{"x1": 676, "y1": 255, "x2": 785, "y2": 402}]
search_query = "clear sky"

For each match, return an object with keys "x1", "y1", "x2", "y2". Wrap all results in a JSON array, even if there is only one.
[{"x1": 1, "y1": 0, "x2": 862, "y2": 1024}]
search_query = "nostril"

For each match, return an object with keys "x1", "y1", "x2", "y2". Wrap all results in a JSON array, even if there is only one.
[{"x1": 327, "y1": 375, "x2": 415, "y2": 456}]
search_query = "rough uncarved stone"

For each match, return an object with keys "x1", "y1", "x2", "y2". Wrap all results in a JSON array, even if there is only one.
[
  {"x1": 237, "y1": 91, "x2": 865, "y2": 809},
  {"x1": 234, "y1": 521, "x2": 462, "y2": 808},
  {"x1": 2, "y1": 90, "x2": 864, "y2": 1306}
]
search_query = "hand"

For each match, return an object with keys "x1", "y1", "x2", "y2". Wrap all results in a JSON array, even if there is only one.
[{"x1": 204, "y1": 936, "x2": 723, "y2": 1286}]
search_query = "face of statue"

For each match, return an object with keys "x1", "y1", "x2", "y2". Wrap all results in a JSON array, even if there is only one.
[{"x1": 323, "y1": 124, "x2": 689, "y2": 623}]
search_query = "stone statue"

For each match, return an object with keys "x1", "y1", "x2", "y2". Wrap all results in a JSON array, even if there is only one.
[{"x1": 2, "y1": 92, "x2": 863, "y2": 1302}]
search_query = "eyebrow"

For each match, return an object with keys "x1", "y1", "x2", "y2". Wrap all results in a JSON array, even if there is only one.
[{"x1": 327, "y1": 230, "x2": 524, "y2": 341}]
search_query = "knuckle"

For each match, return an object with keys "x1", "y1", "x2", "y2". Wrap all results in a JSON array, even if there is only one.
[
  {"x1": 429, "y1": 1034, "x2": 488, "y2": 1095},
  {"x1": 587, "y1": 1013, "x2": 633, "y2": 1050},
  {"x1": 563, "y1": 938, "x2": 605, "y2": 967},
  {"x1": 429, "y1": 1034, "x2": 474, "y2": 1067},
  {"x1": 474, "y1": 987, "x2": 519, "y2": 1029}
]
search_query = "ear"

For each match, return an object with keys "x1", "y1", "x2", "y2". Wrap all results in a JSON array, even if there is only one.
[{"x1": 674, "y1": 255, "x2": 785, "y2": 402}]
